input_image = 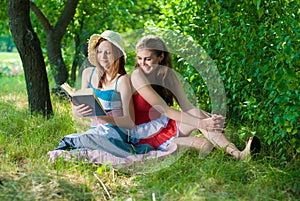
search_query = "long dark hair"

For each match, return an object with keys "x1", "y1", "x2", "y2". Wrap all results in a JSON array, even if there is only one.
[
  {"x1": 135, "y1": 35, "x2": 176, "y2": 106},
  {"x1": 95, "y1": 38, "x2": 126, "y2": 89}
]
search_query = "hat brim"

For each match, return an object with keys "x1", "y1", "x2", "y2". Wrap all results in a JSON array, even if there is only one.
[{"x1": 88, "y1": 33, "x2": 126, "y2": 67}]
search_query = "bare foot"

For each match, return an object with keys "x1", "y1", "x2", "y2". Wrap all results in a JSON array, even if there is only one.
[{"x1": 240, "y1": 136, "x2": 261, "y2": 161}]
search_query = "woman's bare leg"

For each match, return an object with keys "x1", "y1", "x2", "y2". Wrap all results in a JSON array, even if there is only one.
[
  {"x1": 200, "y1": 128, "x2": 259, "y2": 160},
  {"x1": 178, "y1": 108, "x2": 253, "y2": 160},
  {"x1": 200, "y1": 128, "x2": 240, "y2": 159},
  {"x1": 180, "y1": 108, "x2": 244, "y2": 159},
  {"x1": 177, "y1": 108, "x2": 258, "y2": 160},
  {"x1": 176, "y1": 121, "x2": 214, "y2": 156},
  {"x1": 173, "y1": 136, "x2": 214, "y2": 157}
]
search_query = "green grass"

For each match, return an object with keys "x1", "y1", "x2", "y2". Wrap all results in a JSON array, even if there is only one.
[
  {"x1": 0, "y1": 51, "x2": 21, "y2": 61},
  {"x1": 0, "y1": 74, "x2": 299, "y2": 201},
  {"x1": 0, "y1": 52, "x2": 22, "y2": 76}
]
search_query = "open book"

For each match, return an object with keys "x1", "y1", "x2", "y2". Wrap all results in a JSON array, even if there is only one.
[{"x1": 60, "y1": 83, "x2": 106, "y2": 116}]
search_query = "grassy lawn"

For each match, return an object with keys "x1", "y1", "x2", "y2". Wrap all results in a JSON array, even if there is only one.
[
  {"x1": 0, "y1": 69, "x2": 299, "y2": 200},
  {"x1": 0, "y1": 51, "x2": 21, "y2": 60}
]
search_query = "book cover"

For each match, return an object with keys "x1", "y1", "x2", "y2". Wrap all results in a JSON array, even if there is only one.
[{"x1": 60, "y1": 83, "x2": 106, "y2": 116}]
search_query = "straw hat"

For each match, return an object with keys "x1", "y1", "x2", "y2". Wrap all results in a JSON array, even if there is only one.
[{"x1": 88, "y1": 30, "x2": 126, "y2": 66}]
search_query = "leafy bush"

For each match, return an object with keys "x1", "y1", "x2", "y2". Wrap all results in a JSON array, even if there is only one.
[{"x1": 152, "y1": 0, "x2": 300, "y2": 162}]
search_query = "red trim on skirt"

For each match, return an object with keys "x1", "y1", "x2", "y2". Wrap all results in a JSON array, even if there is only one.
[{"x1": 136, "y1": 119, "x2": 177, "y2": 149}]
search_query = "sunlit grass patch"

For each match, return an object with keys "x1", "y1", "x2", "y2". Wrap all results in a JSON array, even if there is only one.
[{"x1": 0, "y1": 52, "x2": 23, "y2": 76}]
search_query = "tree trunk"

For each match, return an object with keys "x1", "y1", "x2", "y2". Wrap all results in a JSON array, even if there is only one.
[
  {"x1": 71, "y1": 13, "x2": 87, "y2": 84},
  {"x1": 30, "y1": 0, "x2": 79, "y2": 85},
  {"x1": 47, "y1": 31, "x2": 68, "y2": 85},
  {"x1": 8, "y1": 0, "x2": 53, "y2": 117},
  {"x1": 70, "y1": 34, "x2": 80, "y2": 83}
]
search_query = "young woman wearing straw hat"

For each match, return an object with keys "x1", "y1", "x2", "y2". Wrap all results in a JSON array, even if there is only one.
[
  {"x1": 50, "y1": 30, "x2": 145, "y2": 157},
  {"x1": 72, "y1": 30, "x2": 134, "y2": 129}
]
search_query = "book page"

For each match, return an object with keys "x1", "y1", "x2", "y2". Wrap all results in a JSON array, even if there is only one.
[
  {"x1": 73, "y1": 88, "x2": 94, "y2": 96},
  {"x1": 61, "y1": 83, "x2": 74, "y2": 97}
]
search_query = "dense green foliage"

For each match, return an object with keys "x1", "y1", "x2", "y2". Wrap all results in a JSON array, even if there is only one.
[{"x1": 150, "y1": 0, "x2": 299, "y2": 162}]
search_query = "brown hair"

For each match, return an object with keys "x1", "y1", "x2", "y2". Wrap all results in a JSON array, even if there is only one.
[
  {"x1": 135, "y1": 35, "x2": 176, "y2": 106},
  {"x1": 95, "y1": 38, "x2": 126, "y2": 89}
]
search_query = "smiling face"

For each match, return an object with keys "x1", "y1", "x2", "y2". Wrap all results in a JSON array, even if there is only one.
[
  {"x1": 136, "y1": 48, "x2": 164, "y2": 74},
  {"x1": 96, "y1": 41, "x2": 115, "y2": 71}
]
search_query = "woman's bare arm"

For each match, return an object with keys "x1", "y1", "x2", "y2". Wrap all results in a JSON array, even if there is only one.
[
  {"x1": 164, "y1": 70, "x2": 212, "y2": 119},
  {"x1": 96, "y1": 75, "x2": 135, "y2": 129},
  {"x1": 130, "y1": 68, "x2": 215, "y2": 130}
]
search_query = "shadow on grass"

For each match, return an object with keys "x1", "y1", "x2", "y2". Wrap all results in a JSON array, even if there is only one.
[{"x1": 0, "y1": 171, "x2": 95, "y2": 201}]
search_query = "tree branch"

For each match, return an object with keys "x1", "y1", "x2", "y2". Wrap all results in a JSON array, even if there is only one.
[
  {"x1": 29, "y1": 1, "x2": 52, "y2": 32},
  {"x1": 54, "y1": 0, "x2": 79, "y2": 40}
]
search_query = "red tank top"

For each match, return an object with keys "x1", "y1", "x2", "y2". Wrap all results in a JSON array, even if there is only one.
[{"x1": 133, "y1": 93, "x2": 161, "y2": 125}]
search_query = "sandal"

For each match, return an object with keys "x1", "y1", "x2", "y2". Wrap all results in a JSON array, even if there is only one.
[{"x1": 249, "y1": 136, "x2": 261, "y2": 157}]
